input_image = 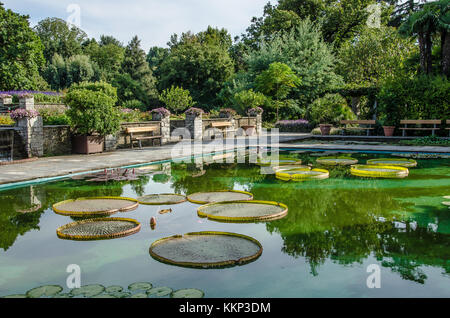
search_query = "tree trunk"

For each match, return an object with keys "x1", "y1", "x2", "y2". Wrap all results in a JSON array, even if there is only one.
[
  {"x1": 442, "y1": 30, "x2": 450, "y2": 77},
  {"x1": 425, "y1": 32, "x2": 433, "y2": 74},
  {"x1": 418, "y1": 32, "x2": 427, "y2": 74},
  {"x1": 351, "y1": 96, "x2": 361, "y2": 117}
]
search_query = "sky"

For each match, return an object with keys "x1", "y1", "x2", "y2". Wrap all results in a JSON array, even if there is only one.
[{"x1": 2, "y1": 0, "x2": 270, "y2": 51}]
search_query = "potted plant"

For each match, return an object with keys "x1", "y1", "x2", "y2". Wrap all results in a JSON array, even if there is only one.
[
  {"x1": 378, "y1": 114, "x2": 396, "y2": 137},
  {"x1": 185, "y1": 107, "x2": 204, "y2": 117},
  {"x1": 65, "y1": 82, "x2": 121, "y2": 154},
  {"x1": 219, "y1": 108, "x2": 237, "y2": 119},
  {"x1": 151, "y1": 107, "x2": 171, "y2": 121}
]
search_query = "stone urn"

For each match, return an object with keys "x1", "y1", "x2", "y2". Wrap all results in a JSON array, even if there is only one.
[
  {"x1": 319, "y1": 124, "x2": 333, "y2": 136},
  {"x1": 383, "y1": 126, "x2": 395, "y2": 137}
]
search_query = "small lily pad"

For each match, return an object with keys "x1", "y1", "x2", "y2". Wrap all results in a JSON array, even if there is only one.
[
  {"x1": 128, "y1": 282, "x2": 153, "y2": 291},
  {"x1": 70, "y1": 284, "x2": 105, "y2": 298},
  {"x1": 91, "y1": 293, "x2": 117, "y2": 298},
  {"x1": 146, "y1": 286, "x2": 172, "y2": 297},
  {"x1": 130, "y1": 293, "x2": 148, "y2": 298},
  {"x1": 52, "y1": 293, "x2": 73, "y2": 298},
  {"x1": 109, "y1": 291, "x2": 131, "y2": 298},
  {"x1": 26, "y1": 285, "x2": 63, "y2": 298},
  {"x1": 171, "y1": 288, "x2": 205, "y2": 298},
  {"x1": 105, "y1": 285, "x2": 123, "y2": 293}
]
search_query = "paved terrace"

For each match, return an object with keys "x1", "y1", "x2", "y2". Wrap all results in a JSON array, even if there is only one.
[{"x1": 0, "y1": 133, "x2": 449, "y2": 186}]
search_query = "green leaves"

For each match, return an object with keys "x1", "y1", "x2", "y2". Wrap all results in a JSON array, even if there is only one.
[{"x1": 159, "y1": 86, "x2": 195, "y2": 114}]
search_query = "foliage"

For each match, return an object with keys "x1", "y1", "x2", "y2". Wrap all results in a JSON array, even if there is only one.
[
  {"x1": 32, "y1": 93, "x2": 64, "y2": 104},
  {"x1": 0, "y1": 4, "x2": 46, "y2": 91},
  {"x1": 112, "y1": 73, "x2": 149, "y2": 108},
  {"x1": 231, "y1": 89, "x2": 267, "y2": 115},
  {"x1": 119, "y1": 108, "x2": 142, "y2": 123},
  {"x1": 122, "y1": 36, "x2": 158, "y2": 104},
  {"x1": 38, "y1": 105, "x2": 69, "y2": 125},
  {"x1": 0, "y1": 115, "x2": 15, "y2": 126},
  {"x1": 83, "y1": 39, "x2": 125, "y2": 81},
  {"x1": 275, "y1": 119, "x2": 311, "y2": 132},
  {"x1": 151, "y1": 107, "x2": 171, "y2": 117},
  {"x1": 219, "y1": 108, "x2": 237, "y2": 118},
  {"x1": 65, "y1": 81, "x2": 120, "y2": 136},
  {"x1": 245, "y1": 20, "x2": 343, "y2": 112},
  {"x1": 377, "y1": 74, "x2": 450, "y2": 126},
  {"x1": 307, "y1": 93, "x2": 356, "y2": 125},
  {"x1": 398, "y1": 136, "x2": 450, "y2": 146},
  {"x1": 159, "y1": 86, "x2": 195, "y2": 114},
  {"x1": 159, "y1": 27, "x2": 235, "y2": 109},
  {"x1": 147, "y1": 46, "x2": 169, "y2": 80},
  {"x1": 217, "y1": 72, "x2": 254, "y2": 109},
  {"x1": 337, "y1": 26, "x2": 418, "y2": 88},
  {"x1": 122, "y1": 99, "x2": 145, "y2": 112},
  {"x1": 247, "y1": 106, "x2": 264, "y2": 116},
  {"x1": 34, "y1": 17, "x2": 87, "y2": 61}
]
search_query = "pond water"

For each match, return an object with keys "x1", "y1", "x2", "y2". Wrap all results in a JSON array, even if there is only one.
[{"x1": 0, "y1": 149, "x2": 449, "y2": 298}]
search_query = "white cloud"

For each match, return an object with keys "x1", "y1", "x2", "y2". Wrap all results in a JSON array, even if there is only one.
[{"x1": 2, "y1": 0, "x2": 268, "y2": 51}]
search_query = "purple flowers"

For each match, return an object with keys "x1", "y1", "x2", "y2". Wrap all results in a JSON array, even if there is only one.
[
  {"x1": 9, "y1": 108, "x2": 40, "y2": 119},
  {"x1": 0, "y1": 94, "x2": 12, "y2": 99},
  {"x1": 185, "y1": 107, "x2": 204, "y2": 116},
  {"x1": 0, "y1": 91, "x2": 62, "y2": 96},
  {"x1": 151, "y1": 107, "x2": 171, "y2": 117},
  {"x1": 247, "y1": 107, "x2": 264, "y2": 116},
  {"x1": 275, "y1": 119, "x2": 311, "y2": 133}
]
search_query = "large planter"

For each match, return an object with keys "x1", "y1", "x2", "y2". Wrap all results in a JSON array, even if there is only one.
[
  {"x1": 72, "y1": 135, "x2": 104, "y2": 154},
  {"x1": 319, "y1": 124, "x2": 333, "y2": 136},
  {"x1": 383, "y1": 126, "x2": 395, "y2": 137}
]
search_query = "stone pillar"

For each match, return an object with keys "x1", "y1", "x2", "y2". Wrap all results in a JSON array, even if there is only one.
[
  {"x1": 152, "y1": 113, "x2": 170, "y2": 145},
  {"x1": 16, "y1": 96, "x2": 44, "y2": 158},
  {"x1": 250, "y1": 114, "x2": 262, "y2": 135},
  {"x1": 0, "y1": 95, "x2": 12, "y2": 108},
  {"x1": 185, "y1": 114, "x2": 203, "y2": 140}
]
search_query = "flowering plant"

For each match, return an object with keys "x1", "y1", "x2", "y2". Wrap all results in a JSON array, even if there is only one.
[
  {"x1": 17, "y1": 92, "x2": 34, "y2": 99},
  {"x1": 219, "y1": 108, "x2": 237, "y2": 117},
  {"x1": 151, "y1": 107, "x2": 171, "y2": 117},
  {"x1": 10, "y1": 108, "x2": 40, "y2": 119},
  {"x1": 247, "y1": 107, "x2": 264, "y2": 116},
  {"x1": 0, "y1": 94, "x2": 12, "y2": 99},
  {"x1": 185, "y1": 107, "x2": 204, "y2": 116}
]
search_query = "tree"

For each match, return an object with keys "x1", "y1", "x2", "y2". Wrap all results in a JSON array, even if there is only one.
[
  {"x1": 34, "y1": 17, "x2": 87, "y2": 61},
  {"x1": 159, "y1": 86, "x2": 195, "y2": 114},
  {"x1": 0, "y1": 3, "x2": 46, "y2": 90},
  {"x1": 147, "y1": 46, "x2": 169, "y2": 81},
  {"x1": 231, "y1": 89, "x2": 268, "y2": 115},
  {"x1": 122, "y1": 36, "x2": 158, "y2": 103},
  {"x1": 245, "y1": 20, "x2": 343, "y2": 111},
  {"x1": 255, "y1": 62, "x2": 301, "y2": 121},
  {"x1": 83, "y1": 39, "x2": 125, "y2": 81},
  {"x1": 159, "y1": 28, "x2": 235, "y2": 109},
  {"x1": 399, "y1": 0, "x2": 450, "y2": 75}
]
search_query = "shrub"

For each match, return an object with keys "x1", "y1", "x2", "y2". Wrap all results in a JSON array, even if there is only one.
[
  {"x1": 0, "y1": 115, "x2": 15, "y2": 126},
  {"x1": 122, "y1": 99, "x2": 145, "y2": 112},
  {"x1": 65, "y1": 82, "x2": 120, "y2": 136},
  {"x1": 231, "y1": 89, "x2": 267, "y2": 115},
  {"x1": 119, "y1": 108, "x2": 142, "y2": 123},
  {"x1": 377, "y1": 75, "x2": 450, "y2": 125},
  {"x1": 38, "y1": 105, "x2": 70, "y2": 125},
  {"x1": 275, "y1": 119, "x2": 311, "y2": 132},
  {"x1": 307, "y1": 93, "x2": 356, "y2": 126},
  {"x1": 159, "y1": 86, "x2": 195, "y2": 114}
]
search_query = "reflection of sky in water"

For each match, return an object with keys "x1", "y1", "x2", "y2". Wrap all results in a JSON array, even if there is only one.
[{"x1": 0, "y1": 151, "x2": 449, "y2": 298}]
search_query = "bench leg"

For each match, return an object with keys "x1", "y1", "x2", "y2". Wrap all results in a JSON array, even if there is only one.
[
  {"x1": 367, "y1": 129, "x2": 370, "y2": 136},
  {"x1": 139, "y1": 140, "x2": 142, "y2": 149}
]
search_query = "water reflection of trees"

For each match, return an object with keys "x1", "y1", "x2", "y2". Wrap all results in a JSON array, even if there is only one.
[{"x1": 261, "y1": 185, "x2": 450, "y2": 283}]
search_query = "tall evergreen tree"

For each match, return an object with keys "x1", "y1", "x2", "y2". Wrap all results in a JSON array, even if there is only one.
[{"x1": 122, "y1": 36, "x2": 158, "y2": 103}]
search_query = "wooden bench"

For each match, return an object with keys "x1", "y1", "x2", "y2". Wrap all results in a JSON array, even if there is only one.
[
  {"x1": 399, "y1": 120, "x2": 441, "y2": 137},
  {"x1": 340, "y1": 120, "x2": 376, "y2": 136},
  {"x1": 0, "y1": 128, "x2": 14, "y2": 161},
  {"x1": 125, "y1": 126, "x2": 161, "y2": 149},
  {"x1": 210, "y1": 121, "x2": 235, "y2": 138}
]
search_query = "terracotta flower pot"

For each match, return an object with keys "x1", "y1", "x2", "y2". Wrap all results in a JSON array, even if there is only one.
[
  {"x1": 72, "y1": 135, "x2": 104, "y2": 154},
  {"x1": 319, "y1": 124, "x2": 333, "y2": 136},
  {"x1": 383, "y1": 126, "x2": 395, "y2": 137}
]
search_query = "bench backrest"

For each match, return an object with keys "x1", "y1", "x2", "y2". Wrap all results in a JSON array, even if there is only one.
[
  {"x1": 400, "y1": 120, "x2": 441, "y2": 125},
  {"x1": 210, "y1": 121, "x2": 232, "y2": 128},
  {"x1": 126, "y1": 126, "x2": 158, "y2": 134},
  {"x1": 447, "y1": 120, "x2": 450, "y2": 124},
  {"x1": 340, "y1": 120, "x2": 375, "y2": 125}
]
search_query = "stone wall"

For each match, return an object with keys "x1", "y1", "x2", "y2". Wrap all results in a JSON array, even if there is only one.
[{"x1": 43, "y1": 125, "x2": 71, "y2": 156}]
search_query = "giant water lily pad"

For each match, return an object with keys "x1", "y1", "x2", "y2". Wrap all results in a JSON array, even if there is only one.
[
  {"x1": 137, "y1": 193, "x2": 187, "y2": 205},
  {"x1": 187, "y1": 190, "x2": 253, "y2": 204},
  {"x1": 128, "y1": 282, "x2": 153, "y2": 292},
  {"x1": 367, "y1": 158, "x2": 417, "y2": 168},
  {"x1": 316, "y1": 157, "x2": 358, "y2": 166},
  {"x1": 26, "y1": 285, "x2": 63, "y2": 298},
  {"x1": 105, "y1": 286, "x2": 123, "y2": 293},
  {"x1": 198, "y1": 201, "x2": 288, "y2": 223},
  {"x1": 70, "y1": 284, "x2": 105, "y2": 297},
  {"x1": 57, "y1": 217, "x2": 141, "y2": 241},
  {"x1": 146, "y1": 287, "x2": 173, "y2": 297},
  {"x1": 171, "y1": 288, "x2": 205, "y2": 298},
  {"x1": 53, "y1": 197, "x2": 139, "y2": 217},
  {"x1": 350, "y1": 165, "x2": 409, "y2": 179},
  {"x1": 149, "y1": 232, "x2": 263, "y2": 268},
  {"x1": 276, "y1": 168, "x2": 329, "y2": 181},
  {"x1": 130, "y1": 293, "x2": 148, "y2": 298}
]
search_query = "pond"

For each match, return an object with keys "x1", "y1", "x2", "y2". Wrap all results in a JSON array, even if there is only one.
[{"x1": 0, "y1": 149, "x2": 449, "y2": 298}]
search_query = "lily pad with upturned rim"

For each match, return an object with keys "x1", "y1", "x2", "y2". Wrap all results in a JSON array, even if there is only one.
[
  {"x1": 350, "y1": 165, "x2": 409, "y2": 179},
  {"x1": 276, "y1": 168, "x2": 330, "y2": 181},
  {"x1": 149, "y1": 231, "x2": 263, "y2": 269},
  {"x1": 366, "y1": 158, "x2": 417, "y2": 168},
  {"x1": 137, "y1": 193, "x2": 187, "y2": 205},
  {"x1": 197, "y1": 200, "x2": 288, "y2": 223},
  {"x1": 316, "y1": 156, "x2": 358, "y2": 166},
  {"x1": 57, "y1": 217, "x2": 141, "y2": 241},
  {"x1": 52, "y1": 197, "x2": 139, "y2": 217},
  {"x1": 187, "y1": 190, "x2": 253, "y2": 205}
]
